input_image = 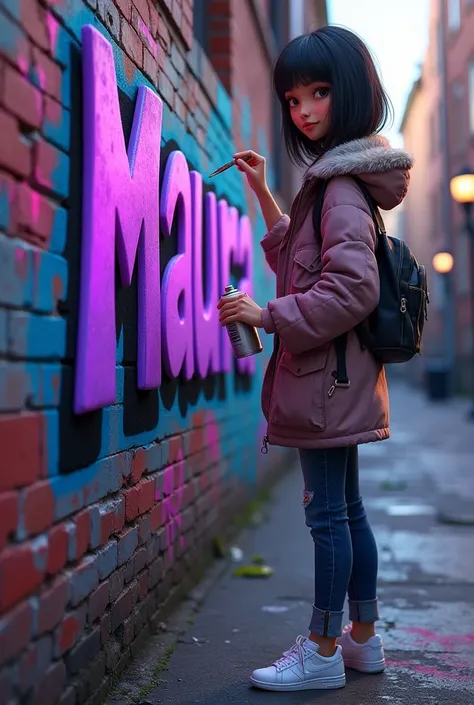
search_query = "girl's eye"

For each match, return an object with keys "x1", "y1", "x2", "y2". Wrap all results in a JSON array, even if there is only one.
[
  {"x1": 288, "y1": 97, "x2": 298, "y2": 107},
  {"x1": 314, "y1": 87, "x2": 330, "y2": 99}
]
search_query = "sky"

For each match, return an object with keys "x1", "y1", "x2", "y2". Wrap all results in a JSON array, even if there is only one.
[{"x1": 328, "y1": 0, "x2": 431, "y2": 147}]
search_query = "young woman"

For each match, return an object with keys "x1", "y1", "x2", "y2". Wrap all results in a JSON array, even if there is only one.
[{"x1": 217, "y1": 25, "x2": 413, "y2": 692}]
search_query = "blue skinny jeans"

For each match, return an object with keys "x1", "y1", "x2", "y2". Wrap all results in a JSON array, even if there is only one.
[{"x1": 299, "y1": 445, "x2": 380, "y2": 638}]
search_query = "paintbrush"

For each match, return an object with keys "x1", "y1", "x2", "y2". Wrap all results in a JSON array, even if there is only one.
[{"x1": 209, "y1": 155, "x2": 252, "y2": 178}]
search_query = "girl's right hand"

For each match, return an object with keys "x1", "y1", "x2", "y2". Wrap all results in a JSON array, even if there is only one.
[{"x1": 233, "y1": 150, "x2": 268, "y2": 195}]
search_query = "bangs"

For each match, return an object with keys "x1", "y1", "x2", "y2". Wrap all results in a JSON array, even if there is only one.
[{"x1": 273, "y1": 34, "x2": 332, "y2": 101}]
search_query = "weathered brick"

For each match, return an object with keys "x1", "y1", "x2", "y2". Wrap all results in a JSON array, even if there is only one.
[
  {"x1": 46, "y1": 523, "x2": 69, "y2": 575},
  {"x1": 28, "y1": 660, "x2": 66, "y2": 705},
  {"x1": 87, "y1": 650, "x2": 106, "y2": 695},
  {"x1": 138, "y1": 478, "x2": 155, "y2": 514},
  {"x1": 108, "y1": 566, "x2": 125, "y2": 602},
  {"x1": 31, "y1": 46, "x2": 62, "y2": 101},
  {"x1": 20, "y1": 0, "x2": 50, "y2": 50},
  {"x1": 104, "y1": 638, "x2": 120, "y2": 671},
  {"x1": 124, "y1": 485, "x2": 140, "y2": 522},
  {"x1": 0, "y1": 362, "x2": 30, "y2": 412},
  {"x1": 115, "y1": 0, "x2": 132, "y2": 19},
  {"x1": 18, "y1": 634, "x2": 52, "y2": 694},
  {"x1": 120, "y1": 612, "x2": 135, "y2": 646},
  {"x1": 54, "y1": 604, "x2": 87, "y2": 657},
  {"x1": 8, "y1": 311, "x2": 66, "y2": 359},
  {"x1": 31, "y1": 251, "x2": 68, "y2": 315},
  {"x1": 111, "y1": 581, "x2": 138, "y2": 632},
  {"x1": 0, "y1": 539, "x2": 45, "y2": 614},
  {"x1": 65, "y1": 625, "x2": 101, "y2": 675},
  {"x1": 17, "y1": 182, "x2": 56, "y2": 247},
  {"x1": 146, "y1": 532, "x2": 160, "y2": 564},
  {"x1": 0, "y1": 108, "x2": 31, "y2": 177},
  {"x1": 38, "y1": 575, "x2": 68, "y2": 634},
  {"x1": 100, "y1": 612, "x2": 110, "y2": 646},
  {"x1": 96, "y1": 540, "x2": 118, "y2": 580},
  {"x1": 150, "y1": 502, "x2": 163, "y2": 532},
  {"x1": 0, "y1": 491, "x2": 18, "y2": 550},
  {"x1": 73, "y1": 509, "x2": 91, "y2": 561},
  {"x1": 33, "y1": 137, "x2": 70, "y2": 200},
  {"x1": 69, "y1": 556, "x2": 99, "y2": 607},
  {"x1": 0, "y1": 600, "x2": 33, "y2": 667},
  {"x1": 2, "y1": 65, "x2": 42, "y2": 129},
  {"x1": 133, "y1": 547, "x2": 147, "y2": 576},
  {"x1": 121, "y1": 19, "x2": 143, "y2": 66},
  {"x1": 0, "y1": 412, "x2": 44, "y2": 491},
  {"x1": 148, "y1": 557, "x2": 163, "y2": 589},
  {"x1": 131, "y1": 448, "x2": 146, "y2": 483},
  {"x1": 124, "y1": 557, "x2": 135, "y2": 584},
  {"x1": 43, "y1": 96, "x2": 71, "y2": 152},
  {"x1": 117, "y1": 527, "x2": 138, "y2": 566},
  {"x1": 89, "y1": 581, "x2": 109, "y2": 623},
  {"x1": 137, "y1": 514, "x2": 151, "y2": 545},
  {"x1": 138, "y1": 570, "x2": 148, "y2": 600},
  {"x1": 21, "y1": 480, "x2": 55, "y2": 537},
  {"x1": 27, "y1": 363, "x2": 62, "y2": 408}
]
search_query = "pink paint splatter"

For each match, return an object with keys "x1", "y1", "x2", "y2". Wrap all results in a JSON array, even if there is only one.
[
  {"x1": 387, "y1": 660, "x2": 474, "y2": 682},
  {"x1": 17, "y1": 56, "x2": 28, "y2": 76},
  {"x1": 46, "y1": 12, "x2": 60, "y2": 53},
  {"x1": 138, "y1": 17, "x2": 158, "y2": 58},
  {"x1": 30, "y1": 190, "x2": 40, "y2": 223},
  {"x1": 402, "y1": 627, "x2": 474, "y2": 649}
]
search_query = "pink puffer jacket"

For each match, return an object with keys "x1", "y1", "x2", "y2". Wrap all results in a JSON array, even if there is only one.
[{"x1": 260, "y1": 136, "x2": 413, "y2": 449}]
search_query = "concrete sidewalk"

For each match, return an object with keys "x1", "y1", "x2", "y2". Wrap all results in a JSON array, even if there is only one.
[{"x1": 108, "y1": 382, "x2": 474, "y2": 704}]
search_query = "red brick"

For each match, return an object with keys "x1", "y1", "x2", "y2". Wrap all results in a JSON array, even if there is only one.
[
  {"x1": 121, "y1": 19, "x2": 143, "y2": 67},
  {"x1": 2, "y1": 64, "x2": 42, "y2": 129},
  {"x1": 73, "y1": 509, "x2": 90, "y2": 560},
  {"x1": 0, "y1": 108, "x2": 31, "y2": 177},
  {"x1": 115, "y1": 0, "x2": 132, "y2": 20},
  {"x1": 131, "y1": 448, "x2": 146, "y2": 483},
  {"x1": 0, "y1": 601, "x2": 33, "y2": 668},
  {"x1": 181, "y1": 17, "x2": 193, "y2": 49},
  {"x1": 0, "y1": 542, "x2": 45, "y2": 614},
  {"x1": 47, "y1": 523, "x2": 68, "y2": 575},
  {"x1": 143, "y1": 47, "x2": 159, "y2": 85},
  {"x1": 31, "y1": 47, "x2": 62, "y2": 102},
  {"x1": 23, "y1": 481, "x2": 54, "y2": 536},
  {"x1": 29, "y1": 660, "x2": 66, "y2": 705},
  {"x1": 125, "y1": 486, "x2": 140, "y2": 522},
  {"x1": 0, "y1": 491, "x2": 18, "y2": 550},
  {"x1": 150, "y1": 502, "x2": 163, "y2": 532},
  {"x1": 132, "y1": 0, "x2": 150, "y2": 23},
  {"x1": 21, "y1": 0, "x2": 50, "y2": 51},
  {"x1": 38, "y1": 575, "x2": 68, "y2": 634},
  {"x1": 157, "y1": 13, "x2": 171, "y2": 52},
  {"x1": 0, "y1": 413, "x2": 43, "y2": 491},
  {"x1": 138, "y1": 570, "x2": 148, "y2": 599},
  {"x1": 32, "y1": 138, "x2": 57, "y2": 191},
  {"x1": 54, "y1": 606, "x2": 86, "y2": 657},
  {"x1": 138, "y1": 478, "x2": 155, "y2": 514},
  {"x1": 89, "y1": 580, "x2": 109, "y2": 623},
  {"x1": 17, "y1": 182, "x2": 55, "y2": 247},
  {"x1": 0, "y1": 171, "x2": 19, "y2": 234}
]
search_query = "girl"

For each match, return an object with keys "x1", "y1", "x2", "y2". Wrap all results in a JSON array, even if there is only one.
[{"x1": 217, "y1": 26, "x2": 413, "y2": 692}]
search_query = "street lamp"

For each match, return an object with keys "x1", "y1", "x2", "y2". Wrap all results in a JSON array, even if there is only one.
[
  {"x1": 450, "y1": 166, "x2": 474, "y2": 418},
  {"x1": 432, "y1": 251, "x2": 454, "y2": 275},
  {"x1": 427, "y1": 252, "x2": 455, "y2": 401}
]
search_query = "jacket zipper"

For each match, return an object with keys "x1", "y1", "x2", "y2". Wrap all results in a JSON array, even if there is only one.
[{"x1": 261, "y1": 184, "x2": 308, "y2": 454}]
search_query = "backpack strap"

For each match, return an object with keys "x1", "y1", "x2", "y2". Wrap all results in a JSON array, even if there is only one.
[{"x1": 311, "y1": 176, "x2": 383, "y2": 393}]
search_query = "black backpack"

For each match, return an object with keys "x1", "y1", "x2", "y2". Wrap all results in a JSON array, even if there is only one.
[{"x1": 312, "y1": 177, "x2": 429, "y2": 391}]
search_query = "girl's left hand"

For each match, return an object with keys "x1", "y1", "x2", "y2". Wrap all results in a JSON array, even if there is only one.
[{"x1": 217, "y1": 292, "x2": 264, "y2": 328}]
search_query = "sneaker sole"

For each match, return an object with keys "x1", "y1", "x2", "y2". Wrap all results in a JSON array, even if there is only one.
[
  {"x1": 249, "y1": 674, "x2": 346, "y2": 691},
  {"x1": 343, "y1": 657, "x2": 386, "y2": 674}
]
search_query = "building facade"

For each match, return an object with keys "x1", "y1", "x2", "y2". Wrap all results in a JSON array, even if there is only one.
[
  {"x1": 401, "y1": 0, "x2": 474, "y2": 390},
  {"x1": 0, "y1": 1, "x2": 326, "y2": 702}
]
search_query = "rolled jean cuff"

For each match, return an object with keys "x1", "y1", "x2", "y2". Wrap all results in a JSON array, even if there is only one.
[
  {"x1": 348, "y1": 598, "x2": 380, "y2": 623},
  {"x1": 309, "y1": 605, "x2": 344, "y2": 638}
]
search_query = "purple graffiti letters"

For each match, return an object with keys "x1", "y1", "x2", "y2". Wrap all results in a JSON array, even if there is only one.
[
  {"x1": 75, "y1": 26, "x2": 256, "y2": 415},
  {"x1": 160, "y1": 151, "x2": 194, "y2": 380},
  {"x1": 190, "y1": 173, "x2": 220, "y2": 377},
  {"x1": 75, "y1": 26, "x2": 162, "y2": 413}
]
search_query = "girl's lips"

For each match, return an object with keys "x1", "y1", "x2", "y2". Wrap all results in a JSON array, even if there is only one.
[{"x1": 302, "y1": 122, "x2": 318, "y2": 131}]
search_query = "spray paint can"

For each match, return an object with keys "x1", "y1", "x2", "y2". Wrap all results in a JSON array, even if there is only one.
[{"x1": 222, "y1": 284, "x2": 263, "y2": 359}]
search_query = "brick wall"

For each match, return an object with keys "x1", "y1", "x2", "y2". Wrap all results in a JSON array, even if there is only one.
[{"x1": 0, "y1": 0, "x2": 314, "y2": 702}]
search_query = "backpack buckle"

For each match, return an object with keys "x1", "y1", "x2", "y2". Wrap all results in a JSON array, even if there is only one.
[{"x1": 328, "y1": 378, "x2": 351, "y2": 397}]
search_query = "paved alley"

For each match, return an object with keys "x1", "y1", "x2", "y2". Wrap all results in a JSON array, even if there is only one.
[{"x1": 108, "y1": 381, "x2": 474, "y2": 705}]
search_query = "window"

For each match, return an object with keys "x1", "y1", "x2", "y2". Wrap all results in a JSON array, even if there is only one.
[
  {"x1": 469, "y1": 61, "x2": 474, "y2": 134},
  {"x1": 448, "y1": 0, "x2": 461, "y2": 31}
]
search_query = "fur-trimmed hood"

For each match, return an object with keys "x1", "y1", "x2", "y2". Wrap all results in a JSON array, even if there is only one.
[{"x1": 303, "y1": 135, "x2": 414, "y2": 211}]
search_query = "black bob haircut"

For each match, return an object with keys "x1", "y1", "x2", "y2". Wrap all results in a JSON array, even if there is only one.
[{"x1": 273, "y1": 26, "x2": 393, "y2": 167}]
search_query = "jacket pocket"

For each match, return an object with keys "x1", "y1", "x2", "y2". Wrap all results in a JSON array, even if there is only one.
[
  {"x1": 271, "y1": 347, "x2": 328, "y2": 430},
  {"x1": 292, "y1": 247, "x2": 322, "y2": 292}
]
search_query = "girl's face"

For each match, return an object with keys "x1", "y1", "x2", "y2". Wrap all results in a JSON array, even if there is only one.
[{"x1": 284, "y1": 82, "x2": 331, "y2": 142}]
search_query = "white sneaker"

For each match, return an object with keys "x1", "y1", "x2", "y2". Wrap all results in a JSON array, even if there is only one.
[
  {"x1": 249, "y1": 635, "x2": 346, "y2": 691},
  {"x1": 338, "y1": 624, "x2": 386, "y2": 673}
]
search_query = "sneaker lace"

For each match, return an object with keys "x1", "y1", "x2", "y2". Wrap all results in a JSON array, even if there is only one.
[{"x1": 273, "y1": 635, "x2": 307, "y2": 673}]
